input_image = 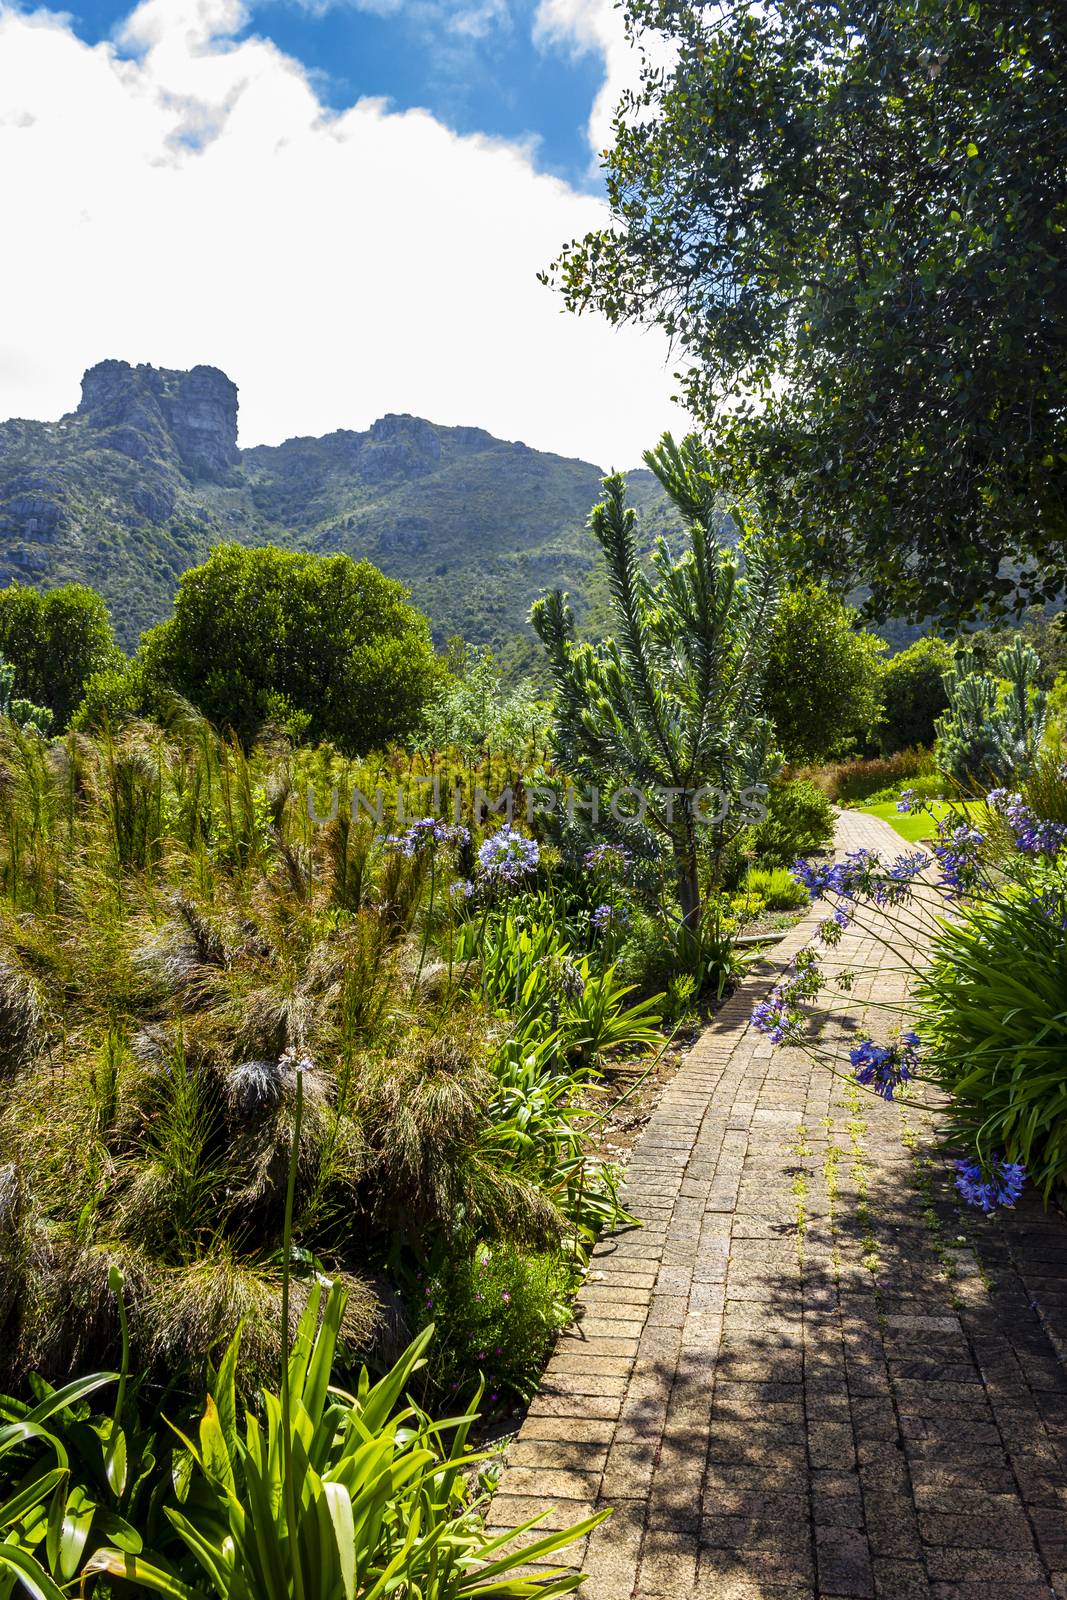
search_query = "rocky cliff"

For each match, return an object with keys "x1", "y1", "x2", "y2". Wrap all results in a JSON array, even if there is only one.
[{"x1": 73, "y1": 360, "x2": 240, "y2": 479}]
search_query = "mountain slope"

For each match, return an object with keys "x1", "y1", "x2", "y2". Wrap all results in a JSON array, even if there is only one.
[{"x1": 0, "y1": 361, "x2": 681, "y2": 666}]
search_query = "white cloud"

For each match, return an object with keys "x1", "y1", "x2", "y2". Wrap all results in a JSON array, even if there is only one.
[
  {"x1": 0, "y1": 0, "x2": 684, "y2": 468},
  {"x1": 533, "y1": 0, "x2": 668, "y2": 163}
]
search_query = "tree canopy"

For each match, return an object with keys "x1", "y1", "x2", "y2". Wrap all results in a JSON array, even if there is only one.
[
  {"x1": 763, "y1": 587, "x2": 885, "y2": 764},
  {"x1": 0, "y1": 582, "x2": 122, "y2": 729},
  {"x1": 139, "y1": 545, "x2": 441, "y2": 753},
  {"x1": 549, "y1": 0, "x2": 1067, "y2": 625}
]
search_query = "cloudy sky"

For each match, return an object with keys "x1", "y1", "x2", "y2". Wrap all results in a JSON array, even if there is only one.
[{"x1": 0, "y1": 0, "x2": 684, "y2": 467}]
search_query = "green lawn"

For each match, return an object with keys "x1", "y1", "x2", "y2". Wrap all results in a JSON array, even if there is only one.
[{"x1": 859, "y1": 797, "x2": 987, "y2": 843}]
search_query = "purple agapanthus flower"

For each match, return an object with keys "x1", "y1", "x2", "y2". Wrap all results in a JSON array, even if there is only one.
[
  {"x1": 752, "y1": 991, "x2": 793, "y2": 1044},
  {"x1": 954, "y1": 1156, "x2": 1026, "y2": 1212},
  {"x1": 477, "y1": 825, "x2": 540, "y2": 883},
  {"x1": 897, "y1": 789, "x2": 918, "y2": 813},
  {"x1": 849, "y1": 1032, "x2": 919, "y2": 1100},
  {"x1": 876, "y1": 851, "x2": 928, "y2": 905},
  {"x1": 931, "y1": 819, "x2": 985, "y2": 895},
  {"x1": 751, "y1": 951, "x2": 822, "y2": 1045},
  {"x1": 384, "y1": 817, "x2": 470, "y2": 857},
  {"x1": 985, "y1": 789, "x2": 1067, "y2": 857},
  {"x1": 591, "y1": 902, "x2": 631, "y2": 933}
]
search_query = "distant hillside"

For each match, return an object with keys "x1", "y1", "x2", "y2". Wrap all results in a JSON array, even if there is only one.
[{"x1": 0, "y1": 360, "x2": 685, "y2": 670}]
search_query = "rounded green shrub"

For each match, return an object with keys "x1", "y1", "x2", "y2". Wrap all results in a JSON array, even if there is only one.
[{"x1": 749, "y1": 780, "x2": 835, "y2": 867}]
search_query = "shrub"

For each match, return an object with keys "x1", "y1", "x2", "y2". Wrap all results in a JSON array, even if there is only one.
[
  {"x1": 0, "y1": 581, "x2": 122, "y2": 730},
  {"x1": 763, "y1": 585, "x2": 885, "y2": 763},
  {"x1": 412, "y1": 1242, "x2": 573, "y2": 1405},
  {"x1": 879, "y1": 636, "x2": 954, "y2": 754},
  {"x1": 138, "y1": 545, "x2": 442, "y2": 753},
  {"x1": 72, "y1": 657, "x2": 148, "y2": 730},
  {"x1": 858, "y1": 773, "x2": 952, "y2": 807},
  {"x1": 744, "y1": 866, "x2": 808, "y2": 910},
  {"x1": 749, "y1": 780, "x2": 835, "y2": 866},
  {"x1": 1049, "y1": 671, "x2": 1067, "y2": 748},
  {"x1": 916, "y1": 869, "x2": 1067, "y2": 1201},
  {"x1": 820, "y1": 748, "x2": 936, "y2": 804},
  {"x1": 616, "y1": 903, "x2": 747, "y2": 1005}
]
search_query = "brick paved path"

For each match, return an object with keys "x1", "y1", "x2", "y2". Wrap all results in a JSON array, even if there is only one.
[{"x1": 490, "y1": 809, "x2": 1067, "y2": 1600}]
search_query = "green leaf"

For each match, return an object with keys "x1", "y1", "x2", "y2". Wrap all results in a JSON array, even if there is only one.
[{"x1": 0, "y1": 1547, "x2": 70, "y2": 1600}]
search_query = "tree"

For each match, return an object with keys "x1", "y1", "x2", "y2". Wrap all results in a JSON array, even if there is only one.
[
  {"x1": 418, "y1": 643, "x2": 550, "y2": 759},
  {"x1": 548, "y1": 0, "x2": 1067, "y2": 625},
  {"x1": 139, "y1": 546, "x2": 441, "y2": 753},
  {"x1": 0, "y1": 654, "x2": 52, "y2": 735},
  {"x1": 763, "y1": 587, "x2": 885, "y2": 764},
  {"x1": 0, "y1": 583, "x2": 122, "y2": 729},
  {"x1": 880, "y1": 637, "x2": 955, "y2": 754},
  {"x1": 935, "y1": 636, "x2": 1046, "y2": 787},
  {"x1": 532, "y1": 433, "x2": 780, "y2": 928}
]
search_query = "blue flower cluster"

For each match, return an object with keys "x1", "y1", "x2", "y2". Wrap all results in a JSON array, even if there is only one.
[
  {"x1": 849, "y1": 1031, "x2": 920, "y2": 1100},
  {"x1": 931, "y1": 818, "x2": 985, "y2": 895},
  {"x1": 382, "y1": 817, "x2": 470, "y2": 857},
  {"x1": 954, "y1": 1155, "x2": 1026, "y2": 1212},
  {"x1": 987, "y1": 789, "x2": 1067, "y2": 857},
  {"x1": 476, "y1": 825, "x2": 541, "y2": 883},
  {"x1": 751, "y1": 950, "x2": 822, "y2": 1044},
  {"x1": 792, "y1": 847, "x2": 926, "y2": 925},
  {"x1": 591, "y1": 902, "x2": 631, "y2": 933}
]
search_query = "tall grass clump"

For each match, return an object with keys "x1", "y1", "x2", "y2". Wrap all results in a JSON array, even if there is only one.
[{"x1": 0, "y1": 715, "x2": 663, "y2": 1408}]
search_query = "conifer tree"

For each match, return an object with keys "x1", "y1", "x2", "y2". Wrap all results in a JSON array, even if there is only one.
[{"x1": 532, "y1": 434, "x2": 780, "y2": 928}]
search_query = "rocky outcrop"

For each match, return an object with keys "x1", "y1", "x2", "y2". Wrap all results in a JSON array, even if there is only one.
[
  {"x1": 357, "y1": 414, "x2": 442, "y2": 483},
  {"x1": 74, "y1": 360, "x2": 239, "y2": 479}
]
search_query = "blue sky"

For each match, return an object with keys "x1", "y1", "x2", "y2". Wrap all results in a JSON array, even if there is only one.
[
  {"x1": 0, "y1": 0, "x2": 681, "y2": 465},
  {"x1": 61, "y1": 0, "x2": 605, "y2": 185}
]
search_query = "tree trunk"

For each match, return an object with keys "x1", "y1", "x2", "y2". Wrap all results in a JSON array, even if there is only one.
[{"x1": 677, "y1": 856, "x2": 701, "y2": 931}]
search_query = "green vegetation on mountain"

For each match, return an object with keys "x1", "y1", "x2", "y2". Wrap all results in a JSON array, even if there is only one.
[{"x1": 0, "y1": 359, "x2": 681, "y2": 670}]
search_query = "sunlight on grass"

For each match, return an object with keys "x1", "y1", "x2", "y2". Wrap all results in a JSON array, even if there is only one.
[{"x1": 859, "y1": 797, "x2": 987, "y2": 843}]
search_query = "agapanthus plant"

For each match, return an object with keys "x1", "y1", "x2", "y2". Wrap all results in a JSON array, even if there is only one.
[
  {"x1": 584, "y1": 843, "x2": 632, "y2": 877},
  {"x1": 590, "y1": 903, "x2": 631, "y2": 935},
  {"x1": 476, "y1": 825, "x2": 541, "y2": 884},
  {"x1": 382, "y1": 816, "x2": 470, "y2": 857},
  {"x1": 752, "y1": 778, "x2": 1067, "y2": 1211}
]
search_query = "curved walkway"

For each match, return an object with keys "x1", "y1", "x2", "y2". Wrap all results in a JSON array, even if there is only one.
[{"x1": 490, "y1": 810, "x2": 1067, "y2": 1600}]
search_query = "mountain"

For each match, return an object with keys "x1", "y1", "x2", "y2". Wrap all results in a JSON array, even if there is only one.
[{"x1": 0, "y1": 360, "x2": 683, "y2": 671}]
